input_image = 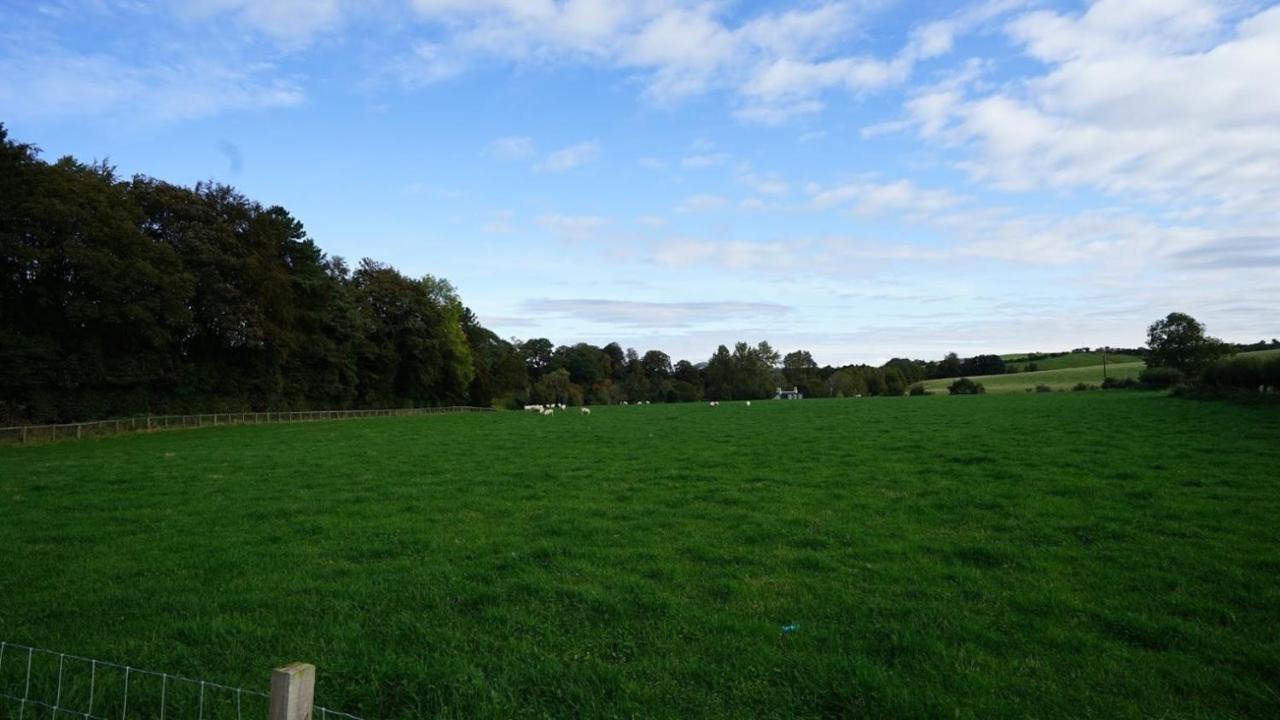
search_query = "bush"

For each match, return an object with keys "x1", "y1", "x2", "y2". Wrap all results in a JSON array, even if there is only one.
[
  {"x1": 1139, "y1": 366, "x2": 1185, "y2": 389},
  {"x1": 1072, "y1": 383, "x2": 1100, "y2": 392},
  {"x1": 1035, "y1": 384, "x2": 1053, "y2": 393},
  {"x1": 908, "y1": 384, "x2": 931, "y2": 396},
  {"x1": 948, "y1": 378, "x2": 985, "y2": 395},
  {"x1": 1026, "y1": 362, "x2": 1039, "y2": 372},
  {"x1": 1200, "y1": 356, "x2": 1265, "y2": 391},
  {"x1": 1101, "y1": 376, "x2": 1139, "y2": 390},
  {"x1": 1266, "y1": 356, "x2": 1280, "y2": 392}
]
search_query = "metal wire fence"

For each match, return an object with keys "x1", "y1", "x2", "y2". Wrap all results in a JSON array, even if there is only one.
[
  {"x1": 0, "y1": 406, "x2": 495, "y2": 446},
  {"x1": 0, "y1": 641, "x2": 364, "y2": 720}
]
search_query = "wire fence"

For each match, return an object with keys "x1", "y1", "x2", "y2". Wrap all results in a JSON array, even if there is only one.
[
  {"x1": 0, "y1": 641, "x2": 364, "y2": 720},
  {"x1": 0, "y1": 406, "x2": 495, "y2": 446}
]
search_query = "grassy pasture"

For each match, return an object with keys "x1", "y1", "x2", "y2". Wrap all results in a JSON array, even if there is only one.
[
  {"x1": 920, "y1": 362, "x2": 1145, "y2": 394},
  {"x1": 1004, "y1": 351, "x2": 1145, "y2": 371},
  {"x1": 2, "y1": 394, "x2": 1279, "y2": 719}
]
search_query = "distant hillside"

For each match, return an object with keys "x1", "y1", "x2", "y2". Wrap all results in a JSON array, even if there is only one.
[
  {"x1": 1003, "y1": 351, "x2": 1144, "y2": 372},
  {"x1": 920, "y1": 363, "x2": 1145, "y2": 394},
  {"x1": 921, "y1": 348, "x2": 1278, "y2": 394}
]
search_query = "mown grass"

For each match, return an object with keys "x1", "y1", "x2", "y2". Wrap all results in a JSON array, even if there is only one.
[
  {"x1": 920, "y1": 362, "x2": 1145, "y2": 394},
  {"x1": 1003, "y1": 351, "x2": 1144, "y2": 371},
  {"x1": 2, "y1": 394, "x2": 1279, "y2": 719}
]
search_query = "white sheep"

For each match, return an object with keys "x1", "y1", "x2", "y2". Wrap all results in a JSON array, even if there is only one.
[
  {"x1": 559, "y1": 403, "x2": 567, "y2": 410},
  {"x1": 542, "y1": 408, "x2": 555, "y2": 416},
  {"x1": 621, "y1": 401, "x2": 629, "y2": 406},
  {"x1": 524, "y1": 404, "x2": 543, "y2": 412},
  {"x1": 745, "y1": 401, "x2": 751, "y2": 407},
  {"x1": 581, "y1": 407, "x2": 591, "y2": 415}
]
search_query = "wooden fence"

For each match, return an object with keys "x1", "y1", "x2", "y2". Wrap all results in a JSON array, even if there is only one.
[{"x1": 0, "y1": 406, "x2": 495, "y2": 445}]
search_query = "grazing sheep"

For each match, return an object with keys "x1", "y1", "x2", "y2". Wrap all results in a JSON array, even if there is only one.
[
  {"x1": 524, "y1": 404, "x2": 543, "y2": 412},
  {"x1": 745, "y1": 401, "x2": 751, "y2": 407},
  {"x1": 542, "y1": 408, "x2": 554, "y2": 416},
  {"x1": 581, "y1": 407, "x2": 591, "y2": 415},
  {"x1": 621, "y1": 401, "x2": 629, "y2": 406},
  {"x1": 558, "y1": 403, "x2": 566, "y2": 410}
]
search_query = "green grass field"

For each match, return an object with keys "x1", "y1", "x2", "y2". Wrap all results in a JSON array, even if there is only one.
[
  {"x1": 920, "y1": 362, "x2": 1145, "y2": 394},
  {"x1": 923, "y1": 348, "x2": 1279, "y2": 395},
  {"x1": 1002, "y1": 351, "x2": 1145, "y2": 371},
  {"x1": 3, "y1": 395, "x2": 1280, "y2": 719}
]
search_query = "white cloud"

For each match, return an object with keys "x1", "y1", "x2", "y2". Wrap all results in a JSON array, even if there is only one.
[
  {"x1": 676, "y1": 194, "x2": 729, "y2": 212},
  {"x1": 536, "y1": 140, "x2": 600, "y2": 172},
  {"x1": 523, "y1": 298, "x2": 792, "y2": 328},
  {"x1": 0, "y1": 46, "x2": 303, "y2": 123},
  {"x1": 489, "y1": 135, "x2": 535, "y2": 160},
  {"x1": 651, "y1": 235, "x2": 945, "y2": 275},
  {"x1": 537, "y1": 213, "x2": 607, "y2": 242},
  {"x1": 398, "y1": 41, "x2": 466, "y2": 85},
  {"x1": 680, "y1": 153, "x2": 731, "y2": 169},
  {"x1": 810, "y1": 179, "x2": 965, "y2": 216},
  {"x1": 897, "y1": 1, "x2": 1280, "y2": 218},
  {"x1": 482, "y1": 209, "x2": 516, "y2": 234},
  {"x1": 736, "y1": 164, "x2": 790, "y2": 196},
  {"x1": 180, "y1": 0, "x2": 349, "y2": 47},
  {"x1": 402, "y1": 1, "x2": 1000, "y2": 123}
]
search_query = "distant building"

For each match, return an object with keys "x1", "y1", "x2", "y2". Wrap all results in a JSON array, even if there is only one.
[{"x1": 774, "y1": 386, "x2": 803, "y2": 400}]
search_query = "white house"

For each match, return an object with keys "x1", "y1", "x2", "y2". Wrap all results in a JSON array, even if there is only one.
[{"x1": 774, "y1": 386, "x2": 803, "y2": 400}]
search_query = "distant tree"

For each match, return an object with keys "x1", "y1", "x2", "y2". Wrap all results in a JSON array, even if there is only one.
[
  {"x1": 673, "y1": 359, "x2": 701, "y2": 386},
  {"x1": 782, "y1": 350, "x2": 820, "y2": 395},
  {"x1": 1145, "y1": 312, "x2": 1229, "y2": 375},
  {"x1": 704, "y1": 345, "x2": 733, "y2": 400},
  {"x1": 641, "y1": 350, "x2": 672, "y2": 379},
  {"x1": 960, "y1": 354, "x2": 1006, "y2": 377},
  {"x1": 460, "y1": 309, "x2": 527, "y2": 407},
  {"x1": 883, "y1": 358, "x2": 926, "y2": 385},
  {"x1": 602, "y1": 342, "x2": 626, "y2": 380},
  {"x1": 948, "y1": 378, "x2": 985, "y2": 395},
  {"x1": 827, "y1": 368, "x2": 867, "y2": 397},
  {"x1": 530, "y1": 368, "x2": 578, "y2": 406},
  {"x1": 730, "y1": 341, "x2": 776, "y2": 399},
  {"x1": 520, "y1": 338, "x2": 555, "y2": 379},
  {"x1": 936, "y1": 352, "x2": 962, "y2": 378},
  {"x1": 882, "y1": 367, "x2": 908, "y2": 396}
]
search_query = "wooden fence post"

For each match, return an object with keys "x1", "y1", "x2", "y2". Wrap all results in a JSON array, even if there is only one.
[{"x1": 270, "y1": 662, "x2": 315, "y2": 720}]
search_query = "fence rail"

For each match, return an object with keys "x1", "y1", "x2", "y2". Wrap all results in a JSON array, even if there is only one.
[
  {"x1": 0, "y1": 641, "x2": 364, "y2": 720},
  {"x1": 0, "y1": 406, "x2": 495, "y2": 446}
]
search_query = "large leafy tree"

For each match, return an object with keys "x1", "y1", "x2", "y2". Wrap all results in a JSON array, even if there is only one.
[
  {"x1": 782, "y1": 350, "x2": 819, "y2": 395},
  {"x1": 1146, "y1": 312, "x2": 1229, "y2": 375}
]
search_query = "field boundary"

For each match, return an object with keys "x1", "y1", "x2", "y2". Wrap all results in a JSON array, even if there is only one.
[
  {"x1": 0, "y1": 640, "x2": 363, "y2": 720},
  {"x1": 0, "y1": 406, "x2": 495, "y2": 445}
]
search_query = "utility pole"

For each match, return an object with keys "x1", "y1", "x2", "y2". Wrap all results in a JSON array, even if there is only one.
[{"x1": 1103, "y1": 346, "x2": 1109, "y2": 381}]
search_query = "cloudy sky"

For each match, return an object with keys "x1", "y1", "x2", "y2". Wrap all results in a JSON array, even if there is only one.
[{"x1": 3, "y1": 0, "x2": 1278, "y2": 365}]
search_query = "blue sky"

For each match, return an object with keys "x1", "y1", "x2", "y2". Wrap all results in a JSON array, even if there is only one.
[{"x1": 3, "y1": 0, "x2": 1278, "y2": 365}]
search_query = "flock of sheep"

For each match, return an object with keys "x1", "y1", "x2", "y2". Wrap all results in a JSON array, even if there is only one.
[{"x1": 523, "y1": 400, "x2": 750, "y2": 416}]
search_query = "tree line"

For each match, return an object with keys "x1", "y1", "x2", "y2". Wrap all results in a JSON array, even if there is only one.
[
  {"x1": 5, "y1": 126, "x2": 1276, "y2": 423},
  {"x1": 0, "y1": 125, "x2": 1008, "y2": 423}
]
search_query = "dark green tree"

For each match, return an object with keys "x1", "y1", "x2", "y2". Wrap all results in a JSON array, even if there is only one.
[{"x1": 1145, "y1": 312, "x2": 1229, "y2": 375}]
